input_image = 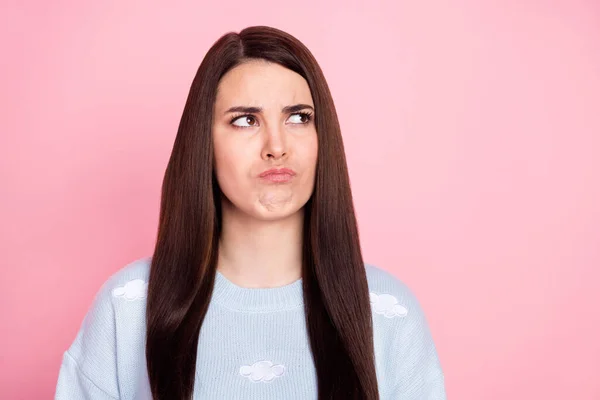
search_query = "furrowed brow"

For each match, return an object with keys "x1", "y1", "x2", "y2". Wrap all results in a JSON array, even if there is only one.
[{"x1": 224, "y1": 104, "x2": 314, "y2": 115}]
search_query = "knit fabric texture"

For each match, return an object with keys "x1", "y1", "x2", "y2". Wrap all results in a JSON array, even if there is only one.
[{"x1": 55, "y1": 257, "x2": 446, "y2": 399}]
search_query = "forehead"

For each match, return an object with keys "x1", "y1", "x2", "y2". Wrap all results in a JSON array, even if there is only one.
[{"x1": 214, "y1": 60, "x2": 313, "y2": 111}]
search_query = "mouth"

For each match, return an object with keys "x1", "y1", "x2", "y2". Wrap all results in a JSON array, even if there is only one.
[
  {"x1": 259, "y1": 167, "x2": 296, "y2": 177},
  {"x1": 259, "y1": 167, "x2": 296, "y2": 183},
  {"x1": 259, "y1": 172, "x2": 295, "y2": 184}
]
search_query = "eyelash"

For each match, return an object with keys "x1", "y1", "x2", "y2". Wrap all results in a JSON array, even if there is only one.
[{"x1": 229, "y1": 112, "x2": 313, "y2": 129}]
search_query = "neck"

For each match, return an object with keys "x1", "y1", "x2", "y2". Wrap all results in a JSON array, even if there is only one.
[{"x1": 216, "y1": 201, "x2": 304, "y2": 289}]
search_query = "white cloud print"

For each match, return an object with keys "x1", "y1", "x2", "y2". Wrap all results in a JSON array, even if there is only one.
[
  {"x1": 239, "y1": 360, "x2": 285, "y2": 382},
  {"x1": 369, "y1": 292, "x2": 408, "y2": 318},
  {"x1": 112, "y1": 279, "x2": 148, "y2": 301}
]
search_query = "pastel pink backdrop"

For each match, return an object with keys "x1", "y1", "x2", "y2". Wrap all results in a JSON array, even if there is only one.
[{"x1": 1, "y1": 1, "x2": 599, "y2": 399}]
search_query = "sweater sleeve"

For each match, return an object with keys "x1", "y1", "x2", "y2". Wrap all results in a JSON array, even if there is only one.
[
  {"x1": 55, "y1": 278, "x2": 120, "y2": 399},
  {"x1": 389, "y1": 286, "x2": 446, "y2": 399}
]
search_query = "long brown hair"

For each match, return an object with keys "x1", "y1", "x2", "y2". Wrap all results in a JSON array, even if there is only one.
[{"x1": 145, "y1": 25, "x2": 379, "y2": 399}]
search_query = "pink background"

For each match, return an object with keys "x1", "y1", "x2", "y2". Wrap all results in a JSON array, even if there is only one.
[{"x1": 1, "y1": 1, "x2": 599, "y2": 399}]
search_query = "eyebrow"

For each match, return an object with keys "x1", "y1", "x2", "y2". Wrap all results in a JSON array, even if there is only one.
[{"x1": 224, "y1": 103, "x2": 314, "y2": 115}]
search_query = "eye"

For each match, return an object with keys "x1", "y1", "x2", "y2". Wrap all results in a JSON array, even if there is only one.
[
  {"x1": 231, "y1": 115, "x2": 259, "y2": 128},
  {"x1": 287, "y1": 112, "x2": 313, "y2": 125}
]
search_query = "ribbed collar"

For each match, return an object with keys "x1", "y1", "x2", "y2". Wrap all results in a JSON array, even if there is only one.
[{"x1": 211, "y1": 270, "x2": 304, "y2": 312}]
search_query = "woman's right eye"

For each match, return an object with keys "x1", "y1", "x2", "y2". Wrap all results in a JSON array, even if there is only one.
[{"x1": 231, "y1": 115, "x2": 258, "y2": 128}]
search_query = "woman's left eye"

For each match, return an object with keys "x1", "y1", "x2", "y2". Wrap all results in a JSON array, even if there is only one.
[{"x1": 288, "y1": 112, "x2": 312, "y2": 124}]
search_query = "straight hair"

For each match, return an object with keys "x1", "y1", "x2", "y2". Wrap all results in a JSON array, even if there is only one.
[{"x1": 145, "y1": 25, "x2": 379, "y2": 399}]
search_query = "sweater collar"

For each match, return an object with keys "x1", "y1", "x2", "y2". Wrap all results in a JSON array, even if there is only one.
[{"x1": 211, "y1": 270, "x2": 304, "y2": 312}]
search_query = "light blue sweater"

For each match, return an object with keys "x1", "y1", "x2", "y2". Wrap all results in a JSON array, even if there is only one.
[{"x1": 55, "y1": 257, "x2": 446, "y2": 399}]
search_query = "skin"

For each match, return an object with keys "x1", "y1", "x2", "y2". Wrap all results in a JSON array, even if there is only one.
[{"x1": 211, "y1": 59, "x2": 318, "y2": 288}]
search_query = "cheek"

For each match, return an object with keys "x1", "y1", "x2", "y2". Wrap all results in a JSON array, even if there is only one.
[
  {"x1": 214, "y1": 143, "x2": 249, "y2": 186},
  {"x1": 300, "y1": 134, "x2": 319, "y2": 168}
]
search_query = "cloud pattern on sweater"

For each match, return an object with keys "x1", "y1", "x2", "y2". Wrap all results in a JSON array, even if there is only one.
[
  {"x1": 369, "y1": 292, "x2": 408, "y2": 318},
  {"x1": 112, "y1": 279, "x2": 148, "y2": 301},
  {"x1": 239, "y1": 360, "x2": 286, "y2": 382}
]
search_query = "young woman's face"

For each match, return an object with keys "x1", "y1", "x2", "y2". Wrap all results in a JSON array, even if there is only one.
[{"x1": 212, "y1": 60, "x2": 318, "y2": 221}]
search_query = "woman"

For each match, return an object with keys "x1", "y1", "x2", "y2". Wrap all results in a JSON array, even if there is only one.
[{"x1": 55, "y1": 25, "x2": 446, "y2": 399}]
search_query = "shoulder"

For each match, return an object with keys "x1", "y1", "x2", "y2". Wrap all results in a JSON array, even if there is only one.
[
  {"x1": 69, "y1": 256, "x2": 151, "y2": 344},
  {"x1": 68, "y1": 256, "x2": 152, "y2": 352},
  {"x1": 104, "y1": 256, "x2": 151, "y2": 301},
  {"x1": 364, "y1": 262, "x2": 422, "y2": 320},
  {"x1": 364, "y1": 261, "x2": 436, "y2": 333}
]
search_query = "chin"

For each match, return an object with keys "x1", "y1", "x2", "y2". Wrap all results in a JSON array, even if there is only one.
[
  {"x1": 255, "y1": 206, "x2": 298, "y2": 219},
  {"x1": 252, "y1": 203, "x2": 304, "y2": 220}
]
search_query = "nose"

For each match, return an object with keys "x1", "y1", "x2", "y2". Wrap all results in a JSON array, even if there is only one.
[{"x1": 261, "y1": 122, "x2": 288, "y2": 160}]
